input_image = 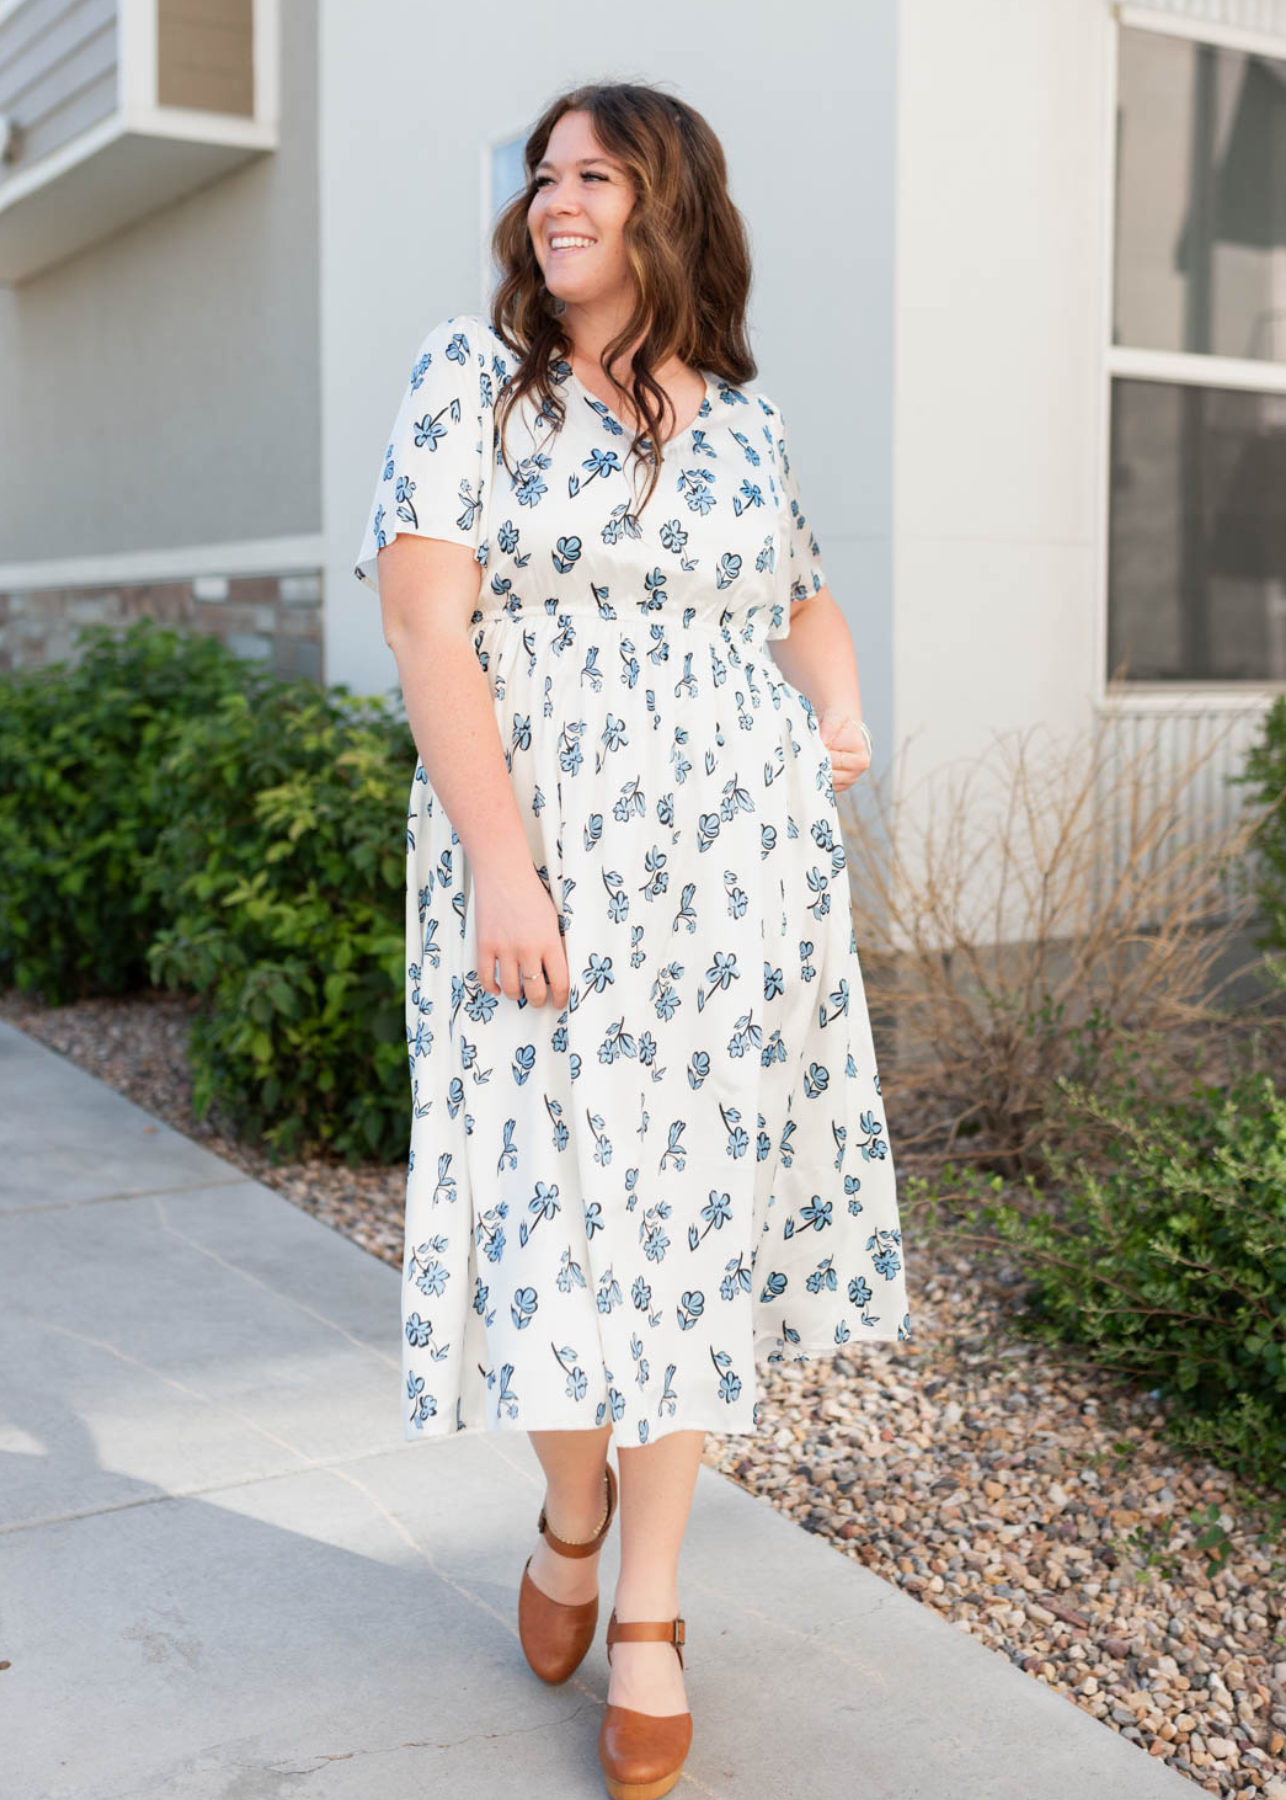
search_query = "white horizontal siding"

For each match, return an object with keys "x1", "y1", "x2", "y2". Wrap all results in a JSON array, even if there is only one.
[{"x1": 0, "y1": 0, "x2": 117, "y2": 178}]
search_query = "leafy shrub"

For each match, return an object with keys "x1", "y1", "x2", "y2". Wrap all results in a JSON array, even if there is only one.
[
  {"x1": 907, "y1": 1059, "x2": 1286, "y2": 1492},
  {"x1": 143, "y1": 677, "x2": 416, "y2": 1165},
  {"x1": 1, "y1": 620, "x2": 421, "y2": 1166},
  {"x1": 0, "y1": 621, "x2": 248, "y2": 1003},
  {"x1": 1228, "y1": 693, "x2": 1286, "y2": 977}
]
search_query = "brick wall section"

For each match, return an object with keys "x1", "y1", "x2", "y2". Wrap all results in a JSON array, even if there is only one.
[{"x1": 0, "y1": 572, "x2": 325, "y2": 679}]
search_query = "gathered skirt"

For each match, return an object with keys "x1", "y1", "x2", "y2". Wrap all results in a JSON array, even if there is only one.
[{"x1": 398, "y1": 605, "x2": 911, "y2": 1448}]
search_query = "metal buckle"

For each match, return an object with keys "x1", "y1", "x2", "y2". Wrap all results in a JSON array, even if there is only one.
[{"x1": 673, "y1": 1618, "x2": 686, "y2": 1645}]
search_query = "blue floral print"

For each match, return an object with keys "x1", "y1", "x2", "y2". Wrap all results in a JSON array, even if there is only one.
[{"x1": 354, "y1": 313, "x2": 911, "y2": 1447}]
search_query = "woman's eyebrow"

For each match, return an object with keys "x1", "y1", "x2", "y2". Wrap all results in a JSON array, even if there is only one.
[{"x1": 534, "y1": 155, "x2": 616, "y2": 172}]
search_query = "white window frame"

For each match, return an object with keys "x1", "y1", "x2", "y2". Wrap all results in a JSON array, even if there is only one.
[
  {"x1": 1097, "y1": 1, "x2": 1286, "y2": 711},
  {"x1": 480, "y1": 124, "x2": 530, "y2": 304}
]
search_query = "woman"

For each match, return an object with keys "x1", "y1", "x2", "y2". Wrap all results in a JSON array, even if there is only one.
[{"x1": 354, "y1": 80, "x2": 910, "y2": 1800}]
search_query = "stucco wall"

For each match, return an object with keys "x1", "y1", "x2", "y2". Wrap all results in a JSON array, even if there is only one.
[{"x1": 890, "y1": 0, "x2": 1111, "y2": 926}]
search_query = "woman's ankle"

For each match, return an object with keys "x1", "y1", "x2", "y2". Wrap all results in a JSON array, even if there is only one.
[
  {"x1": 612, "y1": 1582, "x2": 681, "y2": 1620},
  {"x1": 542, "y1": 1463, "x2": 611, "y2": 1543}
]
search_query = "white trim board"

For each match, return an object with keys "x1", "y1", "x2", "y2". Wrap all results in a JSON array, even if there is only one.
[
  {"x1": 0, "y1": 534, "x2": 325, "y2": 593},
  {"x1": 1092, "y1": 14, "x2": 1119, "y2": 720},
  {"x1": 1108, "y1": 346, "x2": 1286, "y2": 391},
  {"x1": 1100, "y1": 686, "x2": 1285, "y2": 710}
]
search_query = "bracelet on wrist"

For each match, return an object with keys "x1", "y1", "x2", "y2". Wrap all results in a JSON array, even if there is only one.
[{"x1": 848, "y1": 716, "x2": 873, "y2": 756}]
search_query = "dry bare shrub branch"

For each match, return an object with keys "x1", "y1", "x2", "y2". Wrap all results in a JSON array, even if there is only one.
[{"x1": 837, "y1": 712, "x2": 1286, "y2": 1180}]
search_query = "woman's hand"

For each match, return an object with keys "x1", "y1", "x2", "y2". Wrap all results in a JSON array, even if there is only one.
[
  {"x1": 474, "y1": 863, "x2": 572, "y2": 1009},
  {"x1": 817, "y1": 708, "x2": 871, "y2": 796}
]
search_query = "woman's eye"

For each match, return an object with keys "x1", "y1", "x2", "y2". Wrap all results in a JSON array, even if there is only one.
[{"x1": 533, "y1": 172, "x2": 608, "y2": 188}]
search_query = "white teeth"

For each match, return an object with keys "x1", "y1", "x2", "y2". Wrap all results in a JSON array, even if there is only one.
[{"x1": 550, "y1": 236, "x2": 595, "y2": 249}]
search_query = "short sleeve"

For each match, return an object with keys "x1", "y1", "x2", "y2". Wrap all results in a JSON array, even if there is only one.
[
  {"x1": 766, "y1": 400, "x2": 827, "y2": 638},
  {"x1": 352, "y1": 314, "x2": 494, "y2": 595}
]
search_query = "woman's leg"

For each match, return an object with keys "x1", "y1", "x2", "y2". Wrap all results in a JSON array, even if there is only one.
[
  {"x1": 526, "y1": 1424, "x2": 614, "y2": 1605},
  {"x1": 608, "y1": 1428, "x2": 705, "y2": 1716}
]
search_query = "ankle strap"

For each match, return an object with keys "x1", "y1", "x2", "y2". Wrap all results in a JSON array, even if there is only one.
[
  {"x1": 605, "y1": 1610, "x2": 686, "y2": 1670},
  {"x1": 538, "y1": 1461, "x2": 617, "y2": 1558}
]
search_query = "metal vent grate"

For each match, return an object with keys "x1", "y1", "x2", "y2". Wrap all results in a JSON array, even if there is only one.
[{"x1": 1093, "y1": 700, "x2": 1274, "y2": 928}]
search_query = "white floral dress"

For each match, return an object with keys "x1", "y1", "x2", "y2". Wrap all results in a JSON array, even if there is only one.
[{"x1": 354, "y1": 312, "x2": 911, "y2": 1447}]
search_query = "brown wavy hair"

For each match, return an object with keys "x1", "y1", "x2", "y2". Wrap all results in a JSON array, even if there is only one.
[{"x1": 489, "y1": 81, "x2": 756, "y2": 516}]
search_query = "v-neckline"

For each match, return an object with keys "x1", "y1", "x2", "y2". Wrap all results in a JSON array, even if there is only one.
[{"x1": 566, "y1": 366, "x2": 714, "y2": 459}]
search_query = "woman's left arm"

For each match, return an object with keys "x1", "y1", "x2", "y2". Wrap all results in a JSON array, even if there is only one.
[{"x1": 769, "y1": 586, "x2": 871, "y2": 795}]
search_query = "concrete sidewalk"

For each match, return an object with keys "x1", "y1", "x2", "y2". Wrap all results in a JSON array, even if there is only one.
[{"x1": 0, "y1": 1018, "x2": 1192, "y2": 1800}]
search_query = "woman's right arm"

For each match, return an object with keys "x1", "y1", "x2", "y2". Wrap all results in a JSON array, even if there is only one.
[{"x1": 378, "y1": 531, "x2": 570, "y2": 1010}]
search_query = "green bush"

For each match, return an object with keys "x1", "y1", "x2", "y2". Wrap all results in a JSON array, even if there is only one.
[
  {"x1": 0, "y1": 621, "x2": 247, "y2": 1002},
  {"x1": 143, "y1": 676, "x2": 416, "y2": 1165},
  {"x1": 908, "y1": 1062, "x2": 1286, "y2": 1492},
  {"x1": 1229, "y1": 692, "x2": 1286, "y2": 971},
  {"x1": 1, "y1": 620, "x2": 420, "y2": 1166}
]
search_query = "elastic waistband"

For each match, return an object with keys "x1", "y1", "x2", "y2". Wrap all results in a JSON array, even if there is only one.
[{"x1": 472, "y1": 606, "x2": 771, "y2": 650}]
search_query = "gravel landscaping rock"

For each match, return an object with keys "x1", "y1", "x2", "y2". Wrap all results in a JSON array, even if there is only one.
[{"x1": 4, "y1": 985, "x2": 1284, "y2": 1796}]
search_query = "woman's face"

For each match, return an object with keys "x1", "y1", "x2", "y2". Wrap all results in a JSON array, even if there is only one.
[{"x1": 527, "y1": 109, "x2": 635, "y2": 315}]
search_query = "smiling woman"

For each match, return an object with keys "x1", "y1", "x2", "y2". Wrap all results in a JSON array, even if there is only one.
[
  {"x1": 494, "y1": 100, "x2": 757, "y2": 503},
  {"x1": 352, "y1": 79, "x2": 906, "y2": 1800}
]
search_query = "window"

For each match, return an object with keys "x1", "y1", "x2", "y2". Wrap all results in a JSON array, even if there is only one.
[
  {"x1": 1107, "y1": 17, "x2": 1286, "y2": 685},
  {"x1": 482, "y1": 129, "x2": 528, "y2": 295}
]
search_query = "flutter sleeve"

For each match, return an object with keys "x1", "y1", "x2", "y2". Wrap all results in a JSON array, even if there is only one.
[
  {"x1": 352, "y1": 314, "x2": 494, "y2": 595},
  {"x1": 766, "y1": 399, "x2": 827, "y2": 639}
]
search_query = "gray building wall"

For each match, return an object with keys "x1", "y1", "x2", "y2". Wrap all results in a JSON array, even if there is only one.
[{"x1": 0, "y1": 0, "x2": 319, "y2": 567}]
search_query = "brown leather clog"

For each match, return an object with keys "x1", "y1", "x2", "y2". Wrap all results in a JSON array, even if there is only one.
[
  {"x1": 597, "y1": 1609, "x2": 692, "y2": 1800},
  {"x1": 518, "y1": 1459, "x2": 618, "y2": 1684}
]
